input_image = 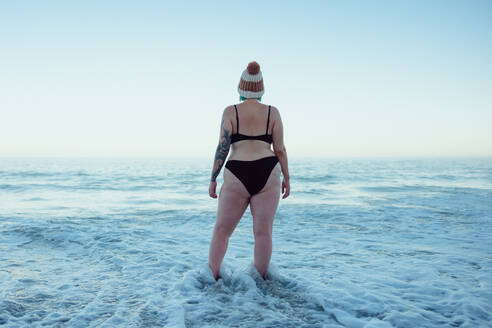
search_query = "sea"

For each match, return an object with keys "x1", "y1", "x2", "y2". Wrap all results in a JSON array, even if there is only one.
[{"x1": 0, "y1": 157, "x2": 491, "y2": 328}]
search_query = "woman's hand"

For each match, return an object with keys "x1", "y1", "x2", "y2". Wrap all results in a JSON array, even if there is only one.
[
  {"x1": 209, "y1": 181, "x2": 218, "y2": 198},
  {"x1": 281, "y1": 178, "x2": 290, "y2": 199}
]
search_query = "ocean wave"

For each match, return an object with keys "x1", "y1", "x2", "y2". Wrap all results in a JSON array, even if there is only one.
[
  {"x1": 295, "y1": 174, "x2": 337, "y2": 183},
  {"x1": 1, "y1": 158, "x2": 491, "y2": 327},
  {"x1": 0, "y1": 184, "x2": 24, "y2": 192},
  {"x1": 172, "y1": 264, "x2": 336, "y2": 327},
  {"x1": 1, "y1": 223, "x2": 92, "y2": 249}
]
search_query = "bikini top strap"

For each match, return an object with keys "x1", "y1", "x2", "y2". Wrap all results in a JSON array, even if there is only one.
[
  {"x1": 266, "y1": 105, "x2": 271, "y2": 134},
  {"x1": 234, "y1": 105, "x2": 239, "y2": 133}
]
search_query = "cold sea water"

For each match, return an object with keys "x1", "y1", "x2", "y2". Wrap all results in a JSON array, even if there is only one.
[{"x1": 0, "y1": 157, "x2": 491, "y2": 328}]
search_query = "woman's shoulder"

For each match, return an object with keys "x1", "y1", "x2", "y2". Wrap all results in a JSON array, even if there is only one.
[
  {"x1": 222, "y1": 105, "x2": 237, "y2": 116},
  {"x1": 267, "y1": 104, "x2": 281, "y2": 118},
  {"x1": 222, "y1": 103, "x2": 280, "y2": 116}
]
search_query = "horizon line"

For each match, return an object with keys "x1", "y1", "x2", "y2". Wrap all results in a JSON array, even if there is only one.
[{"x1": 1, "y1": 155, "x2": 491, "y2": 160}]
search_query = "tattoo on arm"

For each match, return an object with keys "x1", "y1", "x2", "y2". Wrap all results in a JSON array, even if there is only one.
[{"x1": 211, "y1": 119, "x2": 231, "y2": 182}]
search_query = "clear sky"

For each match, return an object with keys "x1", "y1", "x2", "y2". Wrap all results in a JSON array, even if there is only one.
[{"x1": 1, "y1": 0, "x2": 491, "y2": 158}]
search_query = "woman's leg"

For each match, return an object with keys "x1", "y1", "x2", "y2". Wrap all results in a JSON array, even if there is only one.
[
  {"x1": 250, "y1": 164, "x2": 281, "y2": 278},
  {"x1": 208, "y1": 168, "x2": 250, "y2": 280}
]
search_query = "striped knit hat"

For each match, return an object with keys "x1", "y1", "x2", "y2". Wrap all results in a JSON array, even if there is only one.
[{"x1": 238, "y1": 61, "x2": 264, "y2": 99}]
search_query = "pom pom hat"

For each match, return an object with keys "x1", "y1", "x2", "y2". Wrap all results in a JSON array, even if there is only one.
[{"x1": 238, "y1": 61, "x2": 264, "y2": 99}]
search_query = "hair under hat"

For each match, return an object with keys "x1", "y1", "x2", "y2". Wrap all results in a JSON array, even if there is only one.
[{"x1": 238, "y1": 61, "x2": 264, "y2": 99}]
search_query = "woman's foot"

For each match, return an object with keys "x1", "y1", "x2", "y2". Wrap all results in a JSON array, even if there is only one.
[{"x1": 208, "y1": 263, "x2": 220, "y2": 281}]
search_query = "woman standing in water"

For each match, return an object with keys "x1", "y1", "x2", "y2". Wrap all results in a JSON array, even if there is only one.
[{"x1": 208, "y1": 61, "x2": 290, "y2": 280}]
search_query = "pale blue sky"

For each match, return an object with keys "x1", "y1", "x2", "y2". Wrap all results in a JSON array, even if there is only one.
[{"x1": 1, "y1": 0, "x2": 491, "y2": 158}]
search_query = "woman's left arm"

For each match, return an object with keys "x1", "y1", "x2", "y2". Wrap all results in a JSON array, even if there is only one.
[{"x1": 209, "y1": 108, "x2": 232, "y2": 198}]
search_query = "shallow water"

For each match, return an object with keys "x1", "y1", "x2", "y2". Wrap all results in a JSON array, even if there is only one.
[{"x1": 1, "y1": 157, "x2": 491, "y2": 327}]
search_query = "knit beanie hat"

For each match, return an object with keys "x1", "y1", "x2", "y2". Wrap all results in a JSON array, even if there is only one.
[{"x1": 238, "y1": 61, "x2": 264, "y2": 99}]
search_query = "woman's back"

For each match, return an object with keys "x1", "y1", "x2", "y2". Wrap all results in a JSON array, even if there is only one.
[{"x1": 228, "y1": 100, "x2": 278, "y2": 161}]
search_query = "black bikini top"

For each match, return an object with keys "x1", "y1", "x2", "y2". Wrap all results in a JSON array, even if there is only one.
[{"x1": 231, "y1": 105, "x2": 273, "y2": 144}]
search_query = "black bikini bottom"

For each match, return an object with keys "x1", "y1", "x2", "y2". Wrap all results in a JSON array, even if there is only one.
[{"x1": 225, "y1": 156, "x2": 279, "y2": 196}]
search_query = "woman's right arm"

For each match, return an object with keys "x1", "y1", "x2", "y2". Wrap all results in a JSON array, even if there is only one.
[{"x1": 271, "y1": 107, "x2": 290, "y2": 199}]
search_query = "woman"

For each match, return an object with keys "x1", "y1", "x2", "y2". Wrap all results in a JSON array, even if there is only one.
[{"x1": 208, "y1": 61, "x2": 290, "y2": 281}]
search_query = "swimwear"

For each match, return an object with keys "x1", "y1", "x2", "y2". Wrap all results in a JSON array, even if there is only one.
[
  {"x1": 230, "y1": 105, "x2": 273, "y2": 144},
  {"x1": 225, "y1": 105, "x2": 279, "y2": 196}
]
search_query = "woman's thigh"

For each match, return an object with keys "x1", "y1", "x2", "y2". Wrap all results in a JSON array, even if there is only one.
[
  {"x1": 214, "y1": 168, "x2": 251, "y2": 234},
  {"x1": 250, "y1": 163, "x2": 281, "y2": 232}
]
